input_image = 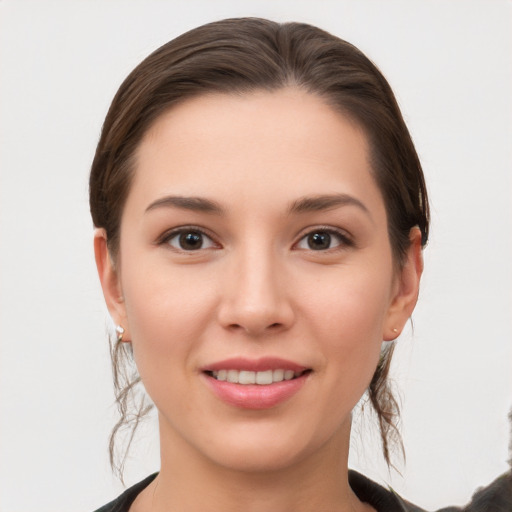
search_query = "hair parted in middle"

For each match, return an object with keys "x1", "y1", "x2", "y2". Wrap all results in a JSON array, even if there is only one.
[{"x1": 89, "y1": 17, "x2": 429, "y2": 478}]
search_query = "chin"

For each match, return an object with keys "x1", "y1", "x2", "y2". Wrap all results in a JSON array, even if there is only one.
[
  {"x1": 195, "y1": 423, "x2": 333, "y2": 474},
  {"x1": 208, "y1": 443, "x2": 309, "y2": 474}
]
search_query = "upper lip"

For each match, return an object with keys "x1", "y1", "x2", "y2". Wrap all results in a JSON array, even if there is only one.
[{"x1": 201, "y1": 357, "x2": 308, "y2": 373}]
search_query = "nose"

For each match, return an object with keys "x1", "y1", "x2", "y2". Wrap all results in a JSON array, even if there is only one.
[{"x1": 217, "y1": 246, "x2": 295, "y2": 336}]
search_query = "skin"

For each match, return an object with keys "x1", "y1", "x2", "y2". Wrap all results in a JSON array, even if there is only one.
[{"x1": 95, "y1": 88, "x2": 423, "y2": 512}]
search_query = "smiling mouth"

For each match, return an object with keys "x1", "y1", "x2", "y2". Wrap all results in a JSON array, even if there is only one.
[{"x1": 205, "y1": 369, "x2": 311, "y2": 385}]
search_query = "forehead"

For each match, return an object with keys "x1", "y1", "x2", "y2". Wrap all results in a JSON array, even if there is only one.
[
  {"x1": 129, "y1": 88, "x2": 385, "y2": 217},
  {"x1": 140, "y1": 87, "x2": 367, "y2": 165}
]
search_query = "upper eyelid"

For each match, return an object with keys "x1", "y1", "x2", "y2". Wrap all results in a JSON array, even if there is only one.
[{"x1": 295, "y1": 225, "x2": 353, "y2": 241}]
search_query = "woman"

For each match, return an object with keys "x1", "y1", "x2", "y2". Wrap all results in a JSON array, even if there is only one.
[{"x1": 91, "y1": 18, "x2": 427, "y2": 511}]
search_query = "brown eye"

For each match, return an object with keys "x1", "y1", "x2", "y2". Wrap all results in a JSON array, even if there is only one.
[
  {"x1": 296, "y1": 229, "x2": 351, "y2": 251},
  {"x1": 167, "y1": 230, "x2": 215, "y2": 251},
  {"x1": 307, "y1": 232, "x2": 331, "y2": 250},
  {"x1": 179, "y1": 232, "x2": 203, "y2": 250}
]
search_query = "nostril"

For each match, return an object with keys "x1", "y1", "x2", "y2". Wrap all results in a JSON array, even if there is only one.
[
  {"x1": 228, "y1": 322, "x2": 282, "y2": 334},
  {"x1": 227, "y1": 323, "x2": 244, "y2": 331}
]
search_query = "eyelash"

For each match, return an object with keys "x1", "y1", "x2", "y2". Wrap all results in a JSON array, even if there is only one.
[{"x1": 156, "y1": 225, "x2": 354, "y2": 252}]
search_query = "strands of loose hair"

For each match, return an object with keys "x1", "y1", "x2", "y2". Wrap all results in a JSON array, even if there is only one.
[
  {"x1": 368, "y1": 342, "x2": 405, "y2": 472},
  {"x1": 109, "y1": 335, "x2": 153, "y2": 484}
]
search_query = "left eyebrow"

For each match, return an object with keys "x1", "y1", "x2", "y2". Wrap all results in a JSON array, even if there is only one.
[
  {"x1": 145, "y1": 195, "x2": 225, "y2": 215},
  {"x1": 288, "y1": 193, "x2": 372, "y2": 219}
]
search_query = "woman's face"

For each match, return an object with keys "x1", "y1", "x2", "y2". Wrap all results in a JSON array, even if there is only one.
[{"x1": 96, "y1": 88, "x2": 421, "y2": 472}]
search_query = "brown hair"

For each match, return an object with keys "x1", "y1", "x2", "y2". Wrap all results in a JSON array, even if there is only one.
[{"x1": 90, "y1": 17, "x2": 429, "y2": 478}]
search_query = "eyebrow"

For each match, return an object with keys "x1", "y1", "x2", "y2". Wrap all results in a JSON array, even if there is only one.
[
  {"x1": 289, "y1": 193, "x2": 371, "y2": 217},
  {"x1": 145, "y1": 193, "x2": 371, "y2": 219},
  {"x1": 145, "y1": 195, "x2": 224, "y2": 214}
]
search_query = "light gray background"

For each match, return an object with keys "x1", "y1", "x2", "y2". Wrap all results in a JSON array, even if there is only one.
[{"x1": 1, "y1": 1, "x2": 511, "y2": 511}]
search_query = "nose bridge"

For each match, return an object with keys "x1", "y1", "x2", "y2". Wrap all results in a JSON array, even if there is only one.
[{"x1": 219, "y1": 236, "x2": 293, "y2": 334}]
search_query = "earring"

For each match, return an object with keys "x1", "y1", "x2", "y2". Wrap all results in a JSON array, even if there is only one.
[
  {"x1": 116, "y1": 325, "x2": 125, "y2": 343},
  {"x1": 392, "y1": 328, "x2": 398, "y2": 334}
]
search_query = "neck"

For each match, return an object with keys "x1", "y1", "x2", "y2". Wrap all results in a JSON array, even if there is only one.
[{"x1": 134, "y1": 416, "x2": 371, "y2": 512}]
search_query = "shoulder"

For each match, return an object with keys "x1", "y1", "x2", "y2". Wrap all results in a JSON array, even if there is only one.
[
  {"x1": 92, "y1": 473, "x2": 158, "y2": 512},
  {"x1": 348, "y1": 470, "x2": 426, "y2": 512},
  {"x1": 349, "y1": 469, "x2": 512, "y2": 512}
]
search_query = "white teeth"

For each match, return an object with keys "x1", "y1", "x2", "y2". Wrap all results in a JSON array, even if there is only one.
[
  {"x1": 227, "y1": 369, "x2": 239, "y2": 383},
  {"x1": 273, "y1": 369, "x2": 284, "y2": 382},
  {"x1": 239, "y1": 370, "x2": 256, "y2": 384},
  {"x1": 284, "y1": 370, "x2": 295, "y2": 380},
  {"x1": 256, "y1": 370, "x2": 273, "y2": 385},
  {"x1": 211, "y1": 369, "x2": 304, "y2": 385}
]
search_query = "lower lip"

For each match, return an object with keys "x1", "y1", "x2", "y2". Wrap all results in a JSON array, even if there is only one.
[{"x1": 203, "y1": 373, "x2": 309, "y2": 410}]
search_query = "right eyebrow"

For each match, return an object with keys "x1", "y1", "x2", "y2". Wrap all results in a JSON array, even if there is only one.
[
  {"x1": 289, "y1": 193, "x2": 371, "y2": 216},
  {"x1": 145, "y1": 195, "x2": 225, "y2": 215}
]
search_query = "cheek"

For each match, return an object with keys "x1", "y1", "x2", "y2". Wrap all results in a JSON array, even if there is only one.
[
  {"x1": 319, "y1": 287, "x2": 385, "y2": 381},
  {"x1": 298, "y1": 259, "x2": 394, "y2": 392},
  {"x1": 119, "y1": 260, "x2": 214, "y2": 383},
  {"x1": 301, "y1": 261, "x2": 393, "y2": 342}
]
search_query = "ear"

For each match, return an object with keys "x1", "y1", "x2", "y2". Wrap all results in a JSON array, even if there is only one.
[
  {"x1": 94, "y1": 229, "x2": 128, "y2": 331},
  {"x1": 383, "y1": 228, "x2": 424, "y2": 341}
]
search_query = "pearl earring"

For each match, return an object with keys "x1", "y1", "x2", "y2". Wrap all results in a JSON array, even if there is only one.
[{"x1": 116, "y1": 325, "x2": 125, "y2": 343}]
